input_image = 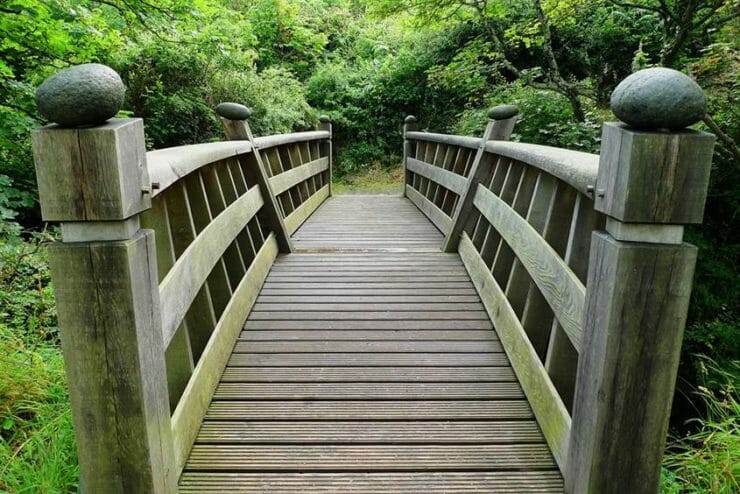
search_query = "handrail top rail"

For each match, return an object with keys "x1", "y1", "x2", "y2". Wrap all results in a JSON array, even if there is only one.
[
  {"x1": 147, "y1": 140, "x2": 253, "y2": 196},
  {"x1": 255, "y1": 130, "x2": 330, "y2": 150},
  {"x1": 405, "y1": 131, "x2": 481, "y2": 150},
  {"x1": 485, "y1": 141, "x2": 598, "y2": 195}
]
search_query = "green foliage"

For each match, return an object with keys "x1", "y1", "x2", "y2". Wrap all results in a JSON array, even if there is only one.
[{"x1": 661, "y1": 357, "x2": 739, "y2": 493}]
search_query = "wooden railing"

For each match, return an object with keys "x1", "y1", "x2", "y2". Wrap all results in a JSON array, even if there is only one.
[
  {"x1": 32, "y1": 106, "x2": 332, "y2": 492},
  {"x1": 403, "y1": 102, "x2": 715, "y2": 493}
]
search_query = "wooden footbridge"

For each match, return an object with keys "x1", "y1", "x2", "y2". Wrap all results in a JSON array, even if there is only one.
[{"x1": 32, "y1": 68, "x2": 715, "y2": 493}]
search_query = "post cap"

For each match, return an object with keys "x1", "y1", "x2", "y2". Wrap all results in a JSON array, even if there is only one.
[
  {"x1": 610, "y1": 68, "x2": 706, "y2": 130},
  {"x1": 319, "y1": 115, "x2": 331, "y2": 123},
  {"x1": 488, "y1": 105, "x2": 519, "y2": 120},
  {"x1": 215, "y1": 102, "x2": 253, "y2": 120},
  {"x1": 36, "y1": 63, "x2": 125, "y2": 127},
  {"x1": 404, "y1": 115, "x2": 417, "y2": 124}
]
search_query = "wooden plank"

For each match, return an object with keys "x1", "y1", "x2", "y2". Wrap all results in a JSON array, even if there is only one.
[
  {"x1": 180, "y1": 472, "x2": 563, "y2": 493},
  {"x1": 196, "y1": 421, "x2": 543, "y2": 444},
  {"x1": 406, "y1": 157, "x2": 467, "y2": 195},
  {"x1": 206, "y1": 400, "x2": 534, "y2": 420},
  {"x1": 171, "y1": 234, "x2": 278, "y2": 476},
  {"x1": 473, "y1": 185, "x2": 585, "y2": 352},
  {"x1": 229, "y1": 353, "x2": 510, "y2": 366},
  {"x1": 244, "y1": 320, "x2": 493, "y2": 330},
  {"x1": 159, "y1": 186, "x2": 263, "y2": 347},
  {"x1": 284, "y1": 184, "x2": 330, "y2": 234},
  {"x1": 256, "y1": 295, "x2": 479, "y2": 303},
  {"x1": 459, "y1": 232, "x2": 570, "y2": 472},
  {"x1": 232, "y1": 340, "x2": 501, "y2": 353},
  {"x1": 184, "y1": 444, "x2": 557, "y2": 471},
  {"x1": 269, "y1": 157, "x2": 328, "y2": 195},
  {"x1": 213, "y1": 382, "x2": 523, "y2": 399},
  {"x1": 247, "y1": 311, "x2": 490, "y2": 320},
  {"x1": 405, "y1": 184, "x2": 452, "y2": 234},
  {"x1": 220, "y1": 366, "x2": 513, "y2": 382},
  {"x1": 238, "y1": 330, "x2": 495, "y2": 341},
  {"x1": 251, "y1": 302, "x2": 484, "y2": 312}
]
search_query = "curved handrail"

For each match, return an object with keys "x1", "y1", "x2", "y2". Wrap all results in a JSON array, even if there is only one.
[
  {"x1": 405, "y1": 131, "x2": 481, "y2": 150},
  {"x1": 147, "y1": 141, "x2": 252, "y2": 196},
  {"x1": 485, "y1": 141, "x2": 598, "y2": 195},
  {"x1": 255, "y1": 130, "x2": 330, "y2": 150}
]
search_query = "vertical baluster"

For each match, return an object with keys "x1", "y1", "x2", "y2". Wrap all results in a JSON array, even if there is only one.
[
  {"x1": 165, "y1": 182, "x2": 218, "y2": 361},
  {"x1": 433, "y1": 145, "x2": 454, "y2": 208},
  {"x1": 319, "y1": 116, "x2": 333, "y2": 194},
  {"x1": 440, "y1": 146, "x2": 463, "y2": 214},
  {"x1": 265, "y1": 148, "x2": 293, "y2": 217},
  {"x1": 216, "y1": 162, "x2": 256, "y2": 266},
  {"x1": 479, "y1": 160, "x2": 523, "y2": 266},
  {"x1": 280, "y1": 145, "x2": 306, "y2": 205}
]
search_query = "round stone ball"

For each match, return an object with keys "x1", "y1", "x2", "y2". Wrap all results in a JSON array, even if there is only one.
[
  {"x1": 405, "y1": 115, "x2": 417, "y2": 124},
  {"x1": 216, "y1": 102, "x2": 252, "y2": 120},
  {"x1": 36, "y1": 64, "x2": 125, "y2": 127},
  {"x1": 488, "y1": 105, "x2": 519, "y2": 120},
  {"x1": 319, "y1": 115, "x2": 331, "y2": 123},
  {"x1": 610, "y1": 68, "x2": 706, "y2": 130}
]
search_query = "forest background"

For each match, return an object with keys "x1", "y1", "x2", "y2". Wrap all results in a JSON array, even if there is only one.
[{"x1": 0, "y1": 0, "x2": 737, "y2": 491}]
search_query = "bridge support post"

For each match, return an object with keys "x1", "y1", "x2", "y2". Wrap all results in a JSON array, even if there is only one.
[
  {"x1": 442, "y1": 105, "x2": 518, "y2": 252},
  {"x1": 32, "y1": 119, "x2": 176, "y2": 493},
  {"x1": 216, "y1": 103, "x2": 293, "y2": 253},
  {"x1": 402, "y1": 115, "x2": 419, "y2": 197},
  {"x1": 566, "y1": 108, "x2": 715, "y2": 490},
  {"x1": 319, "y1": 115, "x2": 333, "y2": 196}
]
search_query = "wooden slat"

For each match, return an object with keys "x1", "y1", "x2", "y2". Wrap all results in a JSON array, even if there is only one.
[
  {"x1": 180, "y1": 472, "x2": 563, "y2": 493},
  {"x1": 473, "y1": 184, "x2": 585, "y2": 351},
  {"x1": 269, "y1": 157, "x2": 329, "y2": 195},
  {"x1": 214, "y1": 382, "x2": 524, "y2": 399},
  {"x1": 405, "y1": 185, "x2": 452, "y2": 233},
  {"x1": 247, "y1": 311, "x2": 490, "y2": 320},
  {"x1": 232, "y1": 340, "x2": 501, "y2": 353},
  {"x1": 206, "y1": 400, "x2": 534, "y2": 420},
  {"x1": 459, "y1": 232, "x2": 570, "y2": 472},
  {"x1": 229, "y1": 353, "x2": 511, "y2": 367},
  {"x1": 159, "y1": 186, "x2": 263, "y2": 347},
  {"x1": 171, "y1": 234, "x2": 278, "y2": 476},
  {"x1": 196, "y1": 421, "x2": 543, "y2": 443},
  {"x1": 220, "y1": 366, "x2": 514, "y2": 382},
  {"x1": 243, "y1": 320, "x2": 493, "y2": 330},
  {"x1": 251, "y1": 302, "x2": 484, "y2": 312},
  {"x1": 406, "y1": 157, "x2": 467, "y2": 195},
  {"x1": 284, "y1": 184, "x2": 330, "y2": 234}
]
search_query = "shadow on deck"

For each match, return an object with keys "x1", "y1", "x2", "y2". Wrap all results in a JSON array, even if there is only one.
[{"x1": 179, "y1": 195, "x2": 563, "y2": 492}]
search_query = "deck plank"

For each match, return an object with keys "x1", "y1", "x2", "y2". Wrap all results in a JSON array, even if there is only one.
[{"x1": 180, "y1": 195, "x2": 562, "y2": 492}]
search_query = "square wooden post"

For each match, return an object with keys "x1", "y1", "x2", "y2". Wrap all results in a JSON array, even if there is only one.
[
  {"x1": 565, "y1": 122, "x2": 715, "y2": 493},
  {"x1": 319, "y1": 115, "x2": 333, "y2": 196},
  {"x1": 402, "y1": 115, "x2": 419, "y2": 196},
  {"x1": 216, "y1": 103, "x2": 293, "y2": 253},
  {"x1": 442, "y1": 105, "x2": 519, "y2": 252},
  {"x1": 32, "y1": 119, "x2": 176, "y2": 493}
]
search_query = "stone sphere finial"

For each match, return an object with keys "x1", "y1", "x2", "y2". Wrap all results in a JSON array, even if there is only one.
[
  {"x1": 405, "y1": 115, "x2": 417, "y2": 124},
  {"x1": 488, "y1": 104, "x2": 519, "y2": 121},
  {"x1": 319, "y1": 115, "x2": 331, "y2": 123},
  {"x1": 36, "y1": 63, "x2": 125, "y2": 127},
  {"x1": 215, "y1": 102, "x2": 252, "y2": 121},
  {"x1": 610, "y1": 68, "x2": 706, "y2": 130}
]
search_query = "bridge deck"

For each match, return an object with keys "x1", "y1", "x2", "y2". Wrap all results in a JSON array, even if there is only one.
[{"x1": 179, "y1": 195, "x2": 563, "y2": 492}]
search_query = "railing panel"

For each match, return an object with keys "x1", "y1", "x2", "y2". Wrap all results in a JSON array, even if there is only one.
[{"x1": 270, "y1": 157, "x2": 329, "y2": 195}]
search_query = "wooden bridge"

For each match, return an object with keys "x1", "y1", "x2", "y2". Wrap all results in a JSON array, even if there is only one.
[{"x1": 32, "y1": 69, "x2": 715, "y2": 493}]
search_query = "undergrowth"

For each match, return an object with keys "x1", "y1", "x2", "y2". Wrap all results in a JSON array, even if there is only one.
[{"x1": 661, "y1": 357, "x2": 740, "y2": 493}]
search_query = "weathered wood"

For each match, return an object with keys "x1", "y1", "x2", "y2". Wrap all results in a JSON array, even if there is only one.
[
  {"x1": 221, "y1": 367, "x2": 512, "y2": 381},
  {"x1": 405, "y1": 131, "x2": 481, "y2": 150},
  {"x1": 406, "y1": 157, "x2": 467, "y2": 195},
  {"x1": 32, "y1": 119, "x2": 151, "y2": 221},
  {"x1": 219, "y1": 116, "x2": 292, "y2": 252},
  {"x1": 318, "y1": 117, "x2": 333, "y2": 196},
  {"x1": 270, "y1": 157, "x2": 329, "y2": 195},
  {"x1": 473, "y1": 184, "x2": 585, "y2": 351},
  {"x1": 254, "y1": 131, "x2": 330, "y2": 150},
  {"x1": 47, "y1": 230, "x2": 175, "y2": 493},
  {"x1": 171, "y1": 234, "x2": 278, "y2": 476},
  {"x1": 595, "y1": 123, "x2": 715, "y2": 223},
  {"x1": 146, "y1": 141, "x2": 252, "y2": 196},
  {"x1": 284, "y1": 184, "x2": 330, "y2": 234},
  {"x1": 159, "y1": 186, "x2": 263, "y2": 346},
  {"x1": 566, "y1": 233, "x2": 697, "y2": 493},
  {"x1": 179, "y1": 472, "x2": 563, "y2": 493},
  {"x1": 405, "y1": 185, "x2": 452, "y2": 234},
  {"x1": 459, "y1": 233, "x2": 570, "y2": 472}
]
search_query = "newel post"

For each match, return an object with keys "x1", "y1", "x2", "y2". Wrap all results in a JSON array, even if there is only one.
[
  {"x1": 402, "y1": 115, "x2": 419, "y2": 196},
  {"x1": 566, "y1": 68, "x2": 715, "y2": 494},
  {"x1": 442, "y1": 104, "x2": 519, "y2": 252},
  {"x1": 31, "y1": 65, "x2": 175, "y2": 492},
  {"x1": 215, "y1": 103, "x2": 293, "y2": 252},
  {"x1": 319, "y1": 115, "x2": 333, "y2": 196}
]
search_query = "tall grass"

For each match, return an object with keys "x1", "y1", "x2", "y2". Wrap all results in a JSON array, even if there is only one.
[{"x1": 661, "y1": 357, "x2": 739, "y2": 493}]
